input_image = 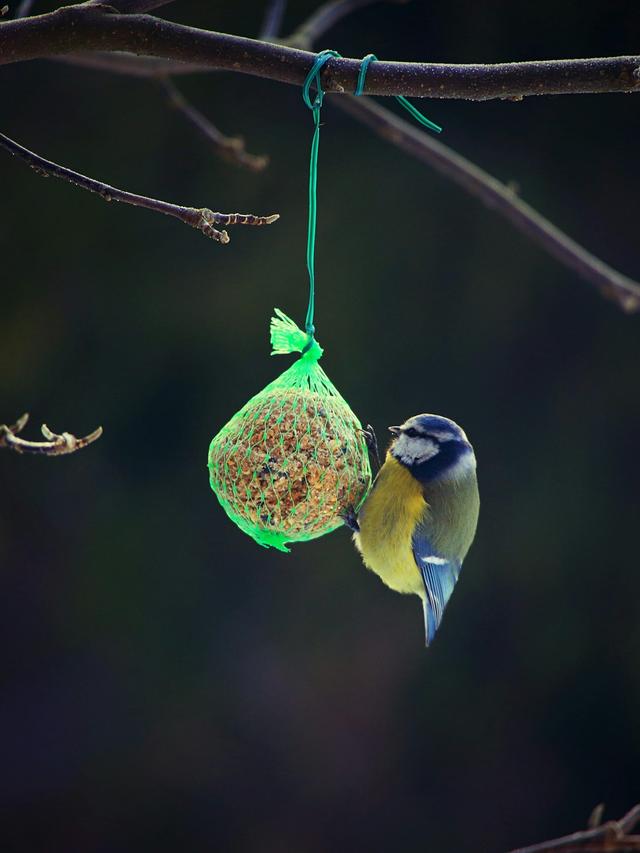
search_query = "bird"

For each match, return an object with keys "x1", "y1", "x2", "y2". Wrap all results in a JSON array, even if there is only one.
[{"x1": 350, "y1": 414, "x2": 479, "y2": 646}]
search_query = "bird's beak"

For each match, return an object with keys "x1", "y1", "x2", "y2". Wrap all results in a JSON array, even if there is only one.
[{"x1": 388, "y1": 426, "x2": 401, "y2": 436}]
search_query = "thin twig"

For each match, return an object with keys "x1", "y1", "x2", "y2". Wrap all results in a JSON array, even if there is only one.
[
  {"x1": 1, "y1": 4, "x2": 640, "y2": 100},
  {"x1": 0, "y1": 413, "x2": 103, "y2": 456},
  {"x1": 0, "y1": 131, "x2": 279, "y2": 243},
  {"x1": 259, "y1": 0, "x2": 287, "y2": 41},
  {"x1": 587, "y1": 805, "x2": 606, "y2": 830},
  {"x1": 284, "y1": 0, "x2": 409, "y2": 50},
  {"x1": 14, "y1": 0, "x2": 34, "y2": 18},
  {"x1": 507, "y1": 804, "x2": 640, "y2": 853},
  {"x1": 160, "y1": 78, "x2": 268, "y2": 171},
  {"x1": 2, "y1": 413, "x2": 29, "y2": 437},
  {"x1": 333, "y1": 95, "x2": 640, "y2": 312},
  {"x1": 620, "y1": 807, "x2": 640, "y2": 836}
]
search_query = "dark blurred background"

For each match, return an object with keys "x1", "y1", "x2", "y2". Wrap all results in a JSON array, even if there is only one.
[{"x1": 2, "y1": 1, "x2": 640, "y2": 851}]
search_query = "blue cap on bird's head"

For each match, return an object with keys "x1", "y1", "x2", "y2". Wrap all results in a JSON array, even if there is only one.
[
  {"x1": 389, "y1": 413, "x2": 468, "y2": 441},
  {"x1": 388, "y1": 413, "x2": 475, "y2": 481}
]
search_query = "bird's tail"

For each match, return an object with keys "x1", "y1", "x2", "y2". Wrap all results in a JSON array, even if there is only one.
[{"x1": 421, "y1": 596, "x2": 436, "y2": 647}]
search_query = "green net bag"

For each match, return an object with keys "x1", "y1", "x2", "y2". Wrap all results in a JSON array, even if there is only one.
[{"x1": 208, "y1": 310, "x2": 372, "y2": 551}]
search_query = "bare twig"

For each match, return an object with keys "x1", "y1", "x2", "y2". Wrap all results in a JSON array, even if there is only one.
[
  {"x1": 0, "y1": 413, "x2": 103, "y2": 456},
  {"x1": 333, "y1": 95, "x2": 640, "y2": 312},
  {"x1": 588, "y1": 805, "x2": 606, "y2": 830},
  {"x1": 0, "y1": 130, "x2": 279, "y2": 243},
  {"x1": 1, "y1": 413, "x2": 29, "y2": 437},
  {"x1": 621, "y1": 808, "x2": 640, "y2": 835},
  {"x1": 259, "y1": 0, "x2": 287, "y2": 41},
  {"x1": 14, "y1": 0, "x2": 34, "y2": 18},
  {"x1": 160, "y1": 78, "x2": 268, "y2": 171},
  {"x1": 284, "y1": 0, "x2": 409, "y2": 50},
  {"x1": 507, "y1": 803, "x2": 640, "y2": 853},
  {"x1": 1, "y1": 4, "x2": 640, "y2": 100}
]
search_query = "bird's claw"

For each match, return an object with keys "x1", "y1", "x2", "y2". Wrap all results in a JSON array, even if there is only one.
[
  {"x1": 358, "y1": 423, "x2": 381, "y2": 471},
  {"x1": 339, "y1": 506, "x2": 360, "y2": 533}
]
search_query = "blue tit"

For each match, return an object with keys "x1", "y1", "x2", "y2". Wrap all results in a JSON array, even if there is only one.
[{"x1": 352, "y1": 414, "x2": 479, "y2": 645}]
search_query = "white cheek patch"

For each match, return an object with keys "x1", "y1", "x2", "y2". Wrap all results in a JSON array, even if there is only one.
[{"x1": 396, "y1": 436, "x2": 439, "y2": 466}]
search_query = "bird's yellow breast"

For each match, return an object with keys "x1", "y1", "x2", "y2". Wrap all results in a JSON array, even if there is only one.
[{"x1": 355, "y1": 455, "x2": 426, "y2": 596}]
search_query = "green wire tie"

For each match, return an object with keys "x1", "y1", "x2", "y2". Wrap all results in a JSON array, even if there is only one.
[{"x1": 355, "y1": 53, "x2": 443, "y2": 133}]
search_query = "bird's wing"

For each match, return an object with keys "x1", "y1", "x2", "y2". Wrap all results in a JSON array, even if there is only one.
[{"x1": 412, "y1": 525, "x2": 462, "y2": 645}]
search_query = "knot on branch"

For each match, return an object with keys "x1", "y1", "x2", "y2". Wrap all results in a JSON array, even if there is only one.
[
  {"x1": 0, "y1": 413, "x2": 103, "y2": 456},
  {"x1": 195, "y1": 208, "x2": 280, "y2": 244}
]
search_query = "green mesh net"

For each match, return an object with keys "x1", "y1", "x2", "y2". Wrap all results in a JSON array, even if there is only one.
[{"x1": 208, "y1": 310, "x2": 372, "y2": 551}]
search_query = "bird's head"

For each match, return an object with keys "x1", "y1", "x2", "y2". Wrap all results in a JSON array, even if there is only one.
[{"x1": 388, "y1": 414, "x2": 475, "y2": 482}]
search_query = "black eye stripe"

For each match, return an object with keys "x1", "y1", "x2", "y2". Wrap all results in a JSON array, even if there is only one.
[{"x1": 403, "y1": 427, "x2": 442, "y2": 443}]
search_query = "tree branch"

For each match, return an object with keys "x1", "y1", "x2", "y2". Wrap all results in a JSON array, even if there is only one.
[
  {"x1": 159, "y1": 78, "x2": 268, "y2": 172},
  {"x1": 507, "y1": 803, "x2": 640, "y2": 853},
  {"x1": 333, "y1": 95, "x2": 640, "y2": 312},
  {"x1": 0, "y1": 413, "x2": 103, "y2": 456},
  {"x1": 0, "y1": 130, "x2": 279, "y2": 244},
  {"x1": 1, "y1": 4, "x2": 639, "y2": 100}
]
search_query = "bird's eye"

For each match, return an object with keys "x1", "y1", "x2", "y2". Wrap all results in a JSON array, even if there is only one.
[{"x1": 404, "y1": 428, "x2": 419, "y2": 438}]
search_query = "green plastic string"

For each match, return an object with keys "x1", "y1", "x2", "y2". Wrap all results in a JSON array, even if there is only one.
[
  {"x1": 302, "y1": 49, "x2": 341, "y2": 343},
  {"x1": 300, "y1": 49, "x2": 442, "y2": 346},
  {"x1": 355, "y1": 53, "x2": 443, "y2": 134}
]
